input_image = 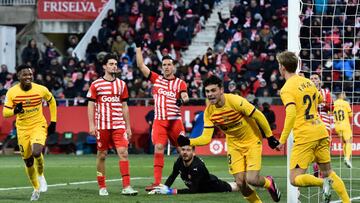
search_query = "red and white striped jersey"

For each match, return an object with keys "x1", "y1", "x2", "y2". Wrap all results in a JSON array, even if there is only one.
[
  {"x1": 318, "y1": 88, "x2": 333, "y2": 132},
  {"x1": 87, "y1": 78, "x2": 129, "y2": 130},
  {"x1": 149, "y1": 71, "x2": 187, "y2": 120}
]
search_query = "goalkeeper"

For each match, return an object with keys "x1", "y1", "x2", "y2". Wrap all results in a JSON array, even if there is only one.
[{"x1": 149, "y1": 145, "x2": 239, "y2": 194}]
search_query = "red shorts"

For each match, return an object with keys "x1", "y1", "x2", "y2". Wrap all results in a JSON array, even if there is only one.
[
  {"x1": 96, "y1": 129, "x2": 128, "y2": 151},
  {"x1": 152, "y1": 119, "x2": 185, "y2": 146}
]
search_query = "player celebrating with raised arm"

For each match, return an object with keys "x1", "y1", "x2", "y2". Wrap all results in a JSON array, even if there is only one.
[
  {"x1": 333, "y1": 92, "x2": 353, "y2": 168},
  {"x1": 135, "y1": 37, "x2": 189, "y2": 191},
  {"x1": 275, "y1": 51, "x2": 349, "y2": 203},
  {"x1": 87, "y1": 54, "x2": 138, "y2": 196},
  {"x1": 2, "y1": 64, "x2": 57, "y2": 201},
  {"x1": 149, "y1": 145, "x2": 239, "y2": 195},
  {"x1": 178, "y1": 75, "x2": 281, "y2": 203}
]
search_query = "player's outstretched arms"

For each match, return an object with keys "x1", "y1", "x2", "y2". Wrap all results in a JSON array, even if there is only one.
[{"x1": 135, "y1": 36, "x2": 150, "y2": 78}]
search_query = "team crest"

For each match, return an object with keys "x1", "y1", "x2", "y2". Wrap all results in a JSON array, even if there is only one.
[{"x1": 25, "y1": 99, "x2": 31, "y2": 105}]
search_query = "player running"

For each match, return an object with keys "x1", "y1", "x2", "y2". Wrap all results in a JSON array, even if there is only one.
[
  {"x1": 275, "y1": 51, "x2": 350, "y2": 203},
  {"x1": 87, "y1": 54, "x2": 138, "y2": 196},
  {"x1": 177, "y1": 75, "x2": 281, "y2": 202},
  {"x1": 333, "y1": 92, "x2": 353, "y2": 168},
  {"x1": 135, "y1": 37, "x2": 189, "y2": 191},
  {"x1": 2, "y1": 64, "x2": 57, "y2": 201}
]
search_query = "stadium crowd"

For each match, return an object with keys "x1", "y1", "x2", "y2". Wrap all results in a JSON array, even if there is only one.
[{"x1": 0, "y1": 0, "x2": 359, "y2": 105}]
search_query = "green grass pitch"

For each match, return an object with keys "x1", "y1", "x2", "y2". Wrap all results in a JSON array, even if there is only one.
[{"x1": 0, "y1": 155, "x2": 359, "y2": 203}]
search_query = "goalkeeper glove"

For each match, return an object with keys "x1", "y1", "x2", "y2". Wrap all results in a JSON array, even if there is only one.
[
  {"x1": 47, "y1": 122, "x2": 56, "y2": 135},
  {"x1": 175, "y1": 98, "x2": 184, "y2": 107},
  {"x1": 151, "y1": 184, "x2": 177, "y2": 195},
  {"x1": 177, "y1": 135, "x2": 190, "y2": 147},
  {"x1": 267, "y1": 136, "x2": 280, "y2": 149},
  {"x1": 14, "y1": 102, "x2": 24, "y2": 114}
]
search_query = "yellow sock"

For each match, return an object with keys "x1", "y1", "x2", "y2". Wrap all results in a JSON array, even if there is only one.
[
  {"x1": 345, "y1": 142, "x2": 352, "y2": 160},
  {"x1": 34, "y1": 154, "x2": 44, "y2": 176},
  {"x1": 244, "y1": 191, "x2": 262, "y2": 203},
  {"x1": 25, "y1": 165, "x2": 39, "y2": 190},
  {"x1": 294, "y1": 174, "x2": 323, "y2": 187},
  {"x1": 263, "y1": 177, "x2": 271, "y2": 189},
  {"x1": 329, "y1": 171, "x2": 350, "y2": 203}
]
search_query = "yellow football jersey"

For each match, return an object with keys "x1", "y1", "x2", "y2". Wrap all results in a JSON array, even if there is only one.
[
  {"x1": 4, "y1": 83, "x2": 53, "y2": 129},
  {"x1": 333, "y1": 99, "x2": 352, "y2": 130},
  {"x1": 203, "y1": 94, "x2": 262, "y2": 146},
  {"x1": 280, "y1": 75, "x2": 328, "y2": 144}
]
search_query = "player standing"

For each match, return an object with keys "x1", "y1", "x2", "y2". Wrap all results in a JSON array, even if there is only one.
[
  {"x1": 310, "y1": 73, "x2": 333, "y2": 177},
  {"x1": 178, "y1": 75, "x2": 281, "y2": 202},
  {"x1": 2, "y1": 64, "x2": 57, "y2": 201},
  {"x1": 333, "y1": 92, "x2": 353, "y2": 168},
  {"x1": 275, "y1": 51, "x2": 349, "y2": 203},
  {"x1": 87, "y1": 54, "x2": 138, "y2": 196},
  {"x1": 135, "y1": 38, "x2": 189, "y2": 191}
]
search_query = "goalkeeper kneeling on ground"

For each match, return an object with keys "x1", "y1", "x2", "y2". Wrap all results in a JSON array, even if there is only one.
[{"x1": 148, "y1": 145, "x2": 239, "y2": 195}]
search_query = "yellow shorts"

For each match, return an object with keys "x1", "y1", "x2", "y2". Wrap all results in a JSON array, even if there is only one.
[
  {"x1": 17, "y1": 125, "x2": 47, "y2": 159},
  {"x1": 335, "y1": 128, "x2": 352, "y2": 141},
  {"x1": 227, "y1": 140, "x2": 262, "y2": 174},
  {"x1": 290, "y1": 137, "x2": 331, "y2": 169}
]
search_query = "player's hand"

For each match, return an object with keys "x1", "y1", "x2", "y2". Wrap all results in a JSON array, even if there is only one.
[
  {"x1": 177, "y1": 135, "x2": 190, "y2": 146},
  {"x1": 89, "y1": 125, "x2": 97, "y2": 136},
  {"x1": 175, "y1": 98, "x2": 184, "y2": 107},
  {"x1": 47, "y1": 122, "x2": 56, "y2": 135},
  {"x1": 134, "y1": 35, "x2": 143, "y2": 48},
  {"x1": 14, "y1": 102, "x2": 24, "y2": 114},
  {"x1": 267, "y1": 136, "x2": 280, "y2": 149},
  {"x1": 275, "y1": 143, "x2": 284, "y2": 151},
  {"x1": 149, "y1": 184, "x2": 177, "y2": 195},
  {"x1": 126, "y1": 128, "x2": 132, "y2": 140}
]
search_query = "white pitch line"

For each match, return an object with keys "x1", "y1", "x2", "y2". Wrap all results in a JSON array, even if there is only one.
[
  {"x1": 0, "y1": 177, "x2": 237, "y2": 191},
  {"x1": 330, "y1": 196, "x2": 360, "y2": 203}
]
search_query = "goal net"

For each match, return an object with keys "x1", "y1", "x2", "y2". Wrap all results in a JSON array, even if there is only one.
[{"x1": 288, "y1": 0, "x2": 360, "y2": 202}]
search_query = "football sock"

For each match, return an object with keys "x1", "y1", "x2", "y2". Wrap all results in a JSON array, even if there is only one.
[
  {"x1": 154, "y1": 152, "x2": 164, "y2": 185},
  {"x1": 34, "y1": 154, "x2": 44, "y2": 176},
  {"x1": 25, "y1": 165, "x2": 39, "y2": 190},
  {"x1": 119, "y1": 160, "x2": 130, "y2": 188},
  {"x1": 294, "y1": 174, "x2": 323, "y2": 187},
  {"x1": 344, "y1": 142, "x2": 352, "y2": 160},
  {"x1": 329, "y1": 171, "x2": 350, "y2": 203},
  {"x1": 263, "y1": 177, "x2": 271, "y2": 189},
  {"x1": 244, "y1": 190, "x2": 262, "y2": 203},
  {"x1": 96, "y1": 171, "x2": 106, "y2": 189}
]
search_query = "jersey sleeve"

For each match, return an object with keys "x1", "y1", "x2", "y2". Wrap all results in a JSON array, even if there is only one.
[
  {"x1": 203, "y1": 108, "x2": 214, "y2": 127},
  {"x1": 179, "y1": 80, "x2": 187, "y2": 93},
  {"x1": 232, "y1": 95, "x2": 256, "y2": 117},
  {"x1": 347, "y1": 102, "x2": 353, "y2": 117},
  {"x1": 280, "y1": 89, "x2": 296, "y2": 108},
  {"x1": 3, "y1": 89, "x2": 14, "y2": 109},
  {"x1": 87, "y1": 83, "x2": 97, "y2": 101},
  {"x1": 148, "y1": 71, "x2": 159, "y2": 84},
  {"x1": 42, "y1": 86, "x2": 53, "y2": 102},
  {"x1": 121, "y1": 83, "x2": 129, "y2": 102}
]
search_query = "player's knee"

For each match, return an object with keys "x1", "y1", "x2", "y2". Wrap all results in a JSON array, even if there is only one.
[
  {"x1": 235, "y1": 178, "x2": 245, "y2": 188},
  {"x1": 32, "y1": 150, "x2": 42, "y2": 158},
  {"x1": 97, "y1": 151, "x2": 107, "y2": 160},
  {"x1": 24, "y1": 157, "x2": 34, "y2": 167},
  {"x1": 290, "y1": 177, "x2": 297, "y2": 186},
  {"x1": 154, "y1": 144, "x2": 164, "y2": 152},
  {"x1": 117, "y1": 149, "x2": 128, "y2": 160}
]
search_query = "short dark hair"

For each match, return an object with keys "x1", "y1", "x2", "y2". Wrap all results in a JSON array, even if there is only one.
[
  {"x1": 276, "y1": 51, "x2": 298, "y2": 73},
  {"x1": 16, "y1": 64, "x2": 32, "y2": 73},
  {"x1": 103, "y1": 54, "x2": 118, "y2": 65},
  {"x1": 162, "y1": 55, "x2": 174, "y2": 64},
  {"x1": 203, "y1": 75, "x2": 223, "y2": 88}
]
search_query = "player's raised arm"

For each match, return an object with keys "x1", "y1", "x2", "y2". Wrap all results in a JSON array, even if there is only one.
[{"x1": 135, "y1": 37, "x2": 150, "y2": 78}]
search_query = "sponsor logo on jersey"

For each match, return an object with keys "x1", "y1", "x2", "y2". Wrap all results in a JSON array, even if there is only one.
[
  {"x1": 157, "y1": 88, "x2": 176, "y2": 98},
  {"x1": 101, "y1": 96, "x2": 120, "y2": 102}
]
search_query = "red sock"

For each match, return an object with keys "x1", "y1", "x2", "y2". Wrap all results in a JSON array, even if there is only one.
[
  {"x1": 119, "y1": 160, "x2": 130, "y2": 188},
  {"x1": 154, "y1": 152, "x2": 164, "y2": 185},
  {"x1": 97, "y1": 176, "x2": 106, "y2": 189}
]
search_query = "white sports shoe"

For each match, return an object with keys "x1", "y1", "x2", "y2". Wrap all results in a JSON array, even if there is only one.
[
  {"x1": 344, "y1": 158, "x2": 352, "y2": 168},
  {"x1": 322, "y1": 177, "x2": 333, "y2": 203},
  {"x1": 38, "y1": 175, "x2": 48, "y2": 192},
  {"x1": 99, "y1": 188, "x2": 109, "y2": 196},
  {"x1": 30, "y1": 190, "x2": 40, "y2": 201},
  {"x1": 122, "y1": 186, "x2": 138, "y2": 196}
]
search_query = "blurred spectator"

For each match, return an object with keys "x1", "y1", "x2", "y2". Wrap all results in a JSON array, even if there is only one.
[
  {"x1": 21, "y1": 39, "x2": 40, "y2": 68},
  {"x1": 0, "y1": 64, "x2": 9, "y2": 84},
  {"x1": 261, "y1": 102, "x2": 276, "y2": 130}
]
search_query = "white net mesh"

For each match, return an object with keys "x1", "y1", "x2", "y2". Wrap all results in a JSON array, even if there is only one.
[{"x1": 297, "y1": 0, "x2": 360, "y2": 202}]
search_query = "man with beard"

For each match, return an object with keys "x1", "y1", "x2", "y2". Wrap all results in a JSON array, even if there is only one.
[{"x1": 149, "y1": 145, "x2": 239, "y2": 194}]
